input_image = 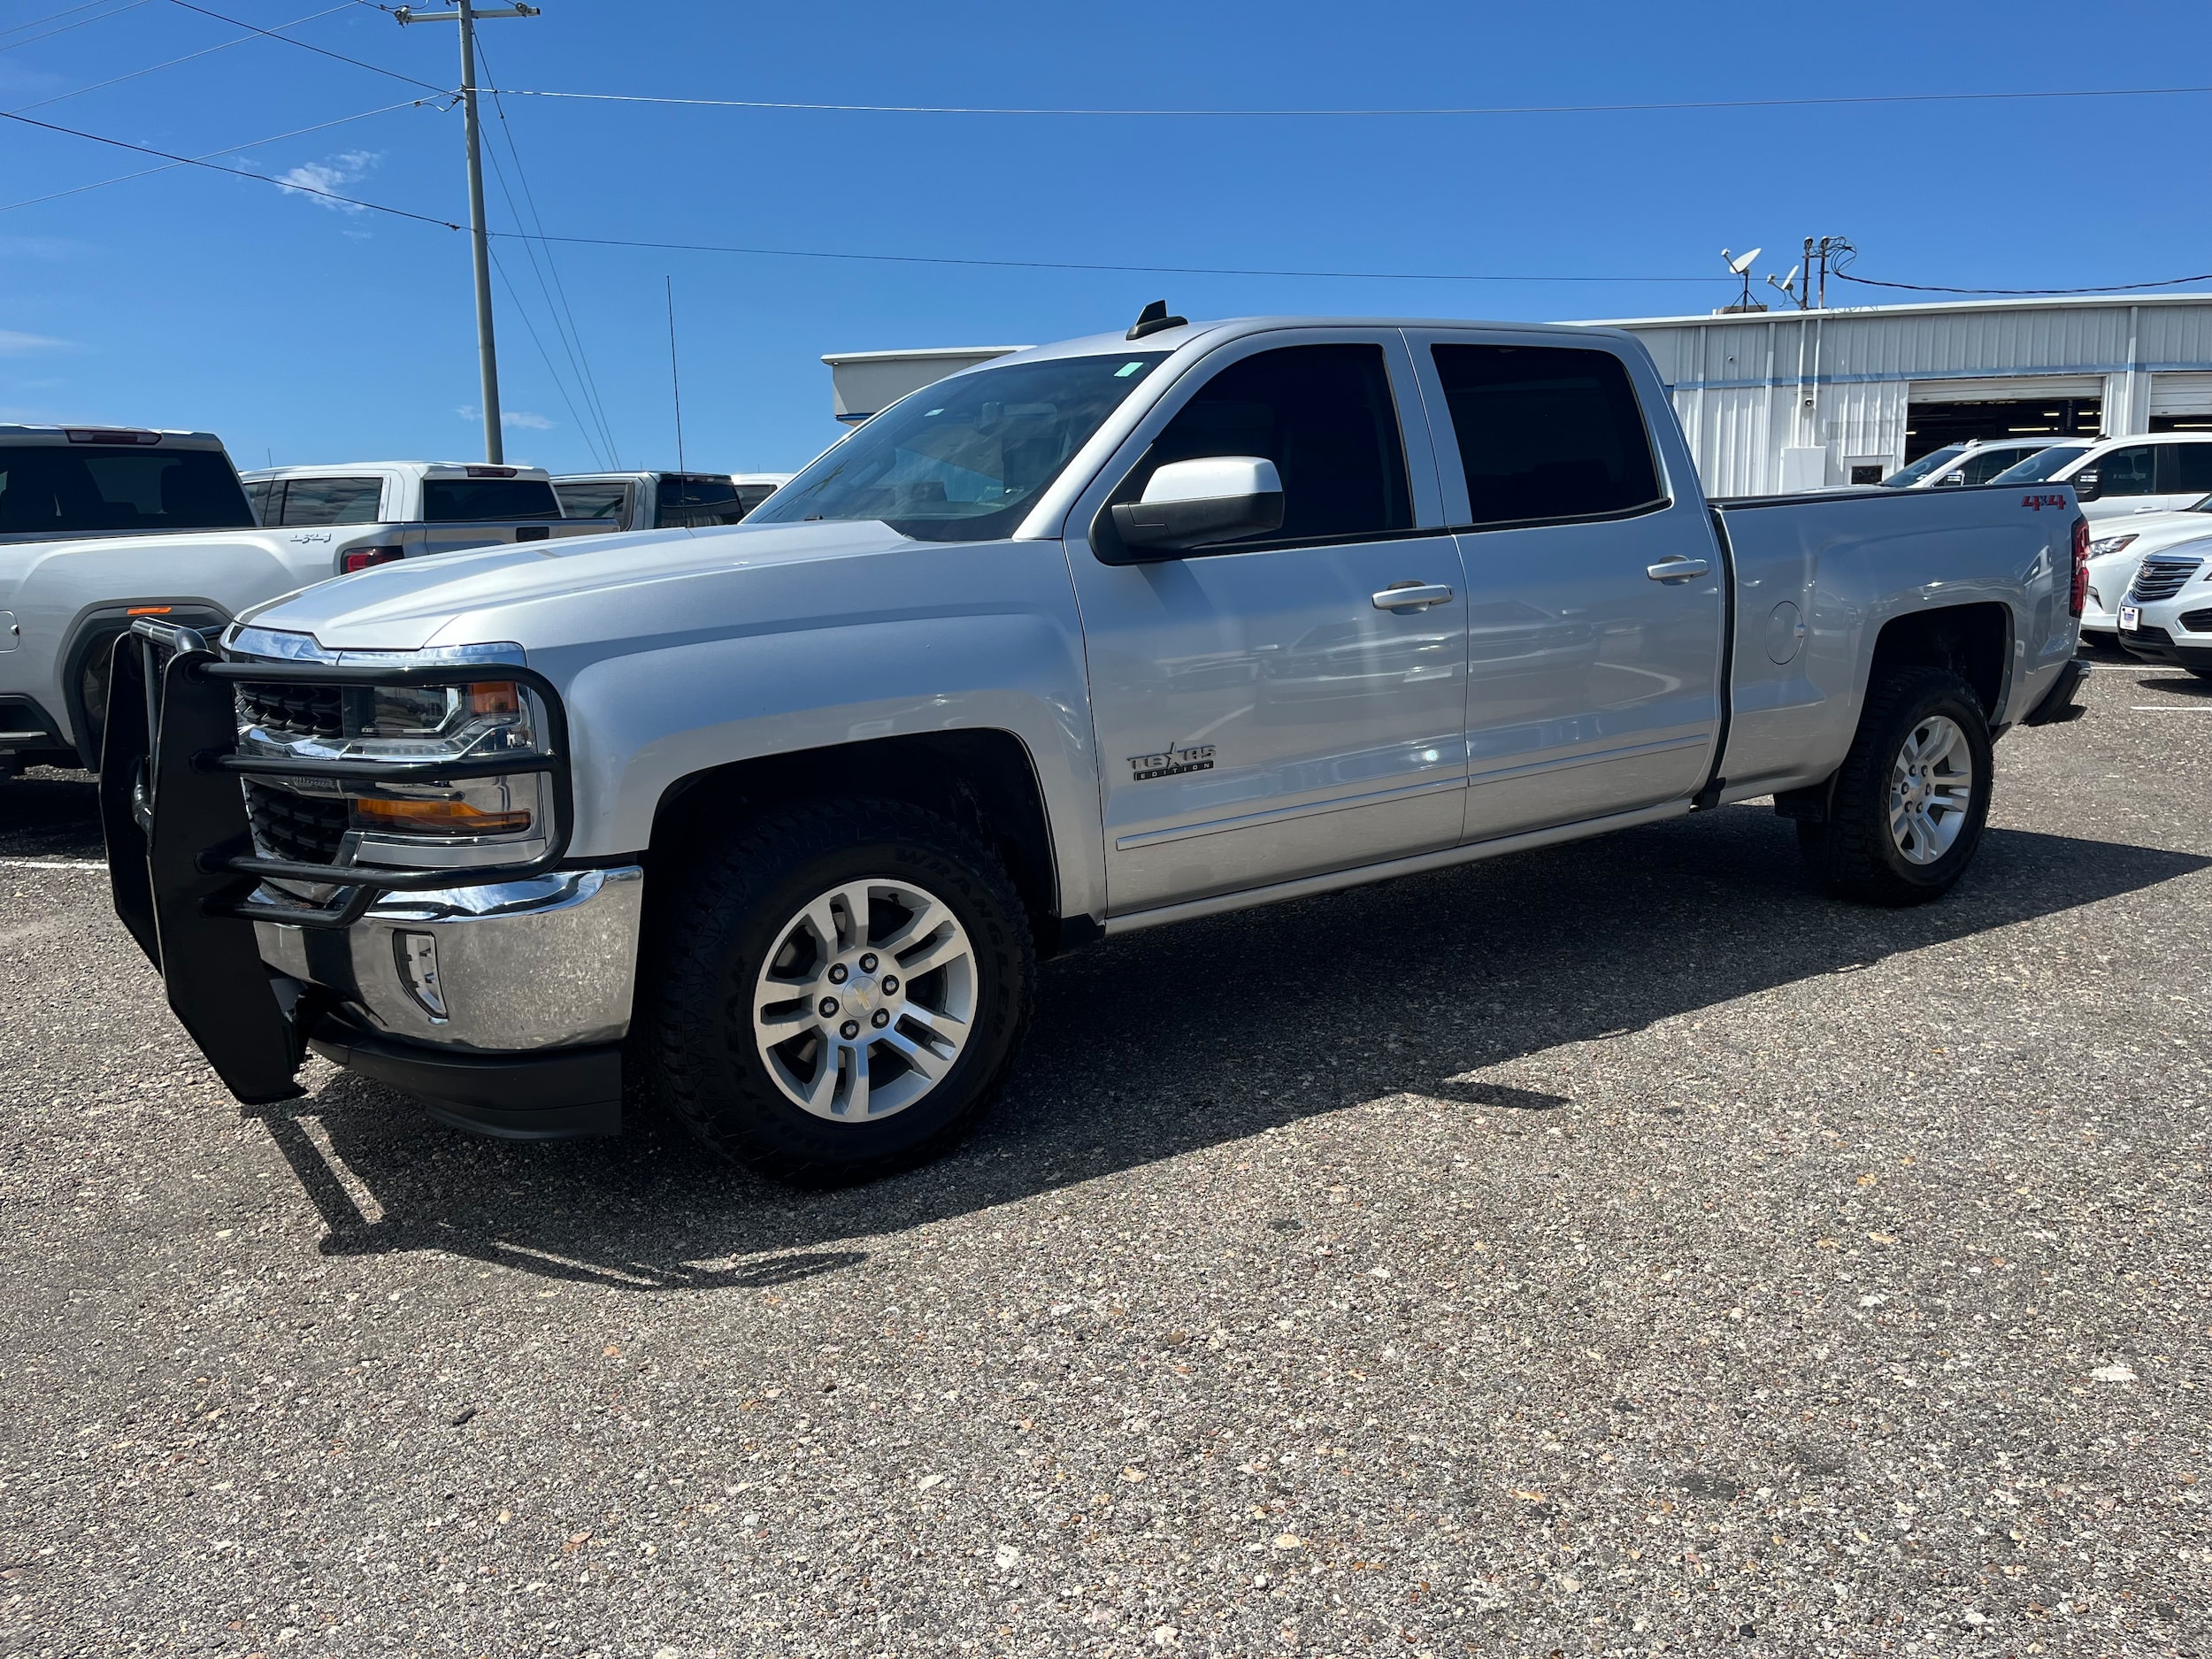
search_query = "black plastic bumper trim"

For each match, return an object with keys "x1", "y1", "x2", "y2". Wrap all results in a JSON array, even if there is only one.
[
  {"x1": 2021, "y1": 656, "x2": 2089, "y2": 726},
  {"x1": 2119, "y1": 626, "x2": 2212, "y2": 670},
  {"x1": 307, "y1": 1018, "x2": 622, "y2": 1141}
]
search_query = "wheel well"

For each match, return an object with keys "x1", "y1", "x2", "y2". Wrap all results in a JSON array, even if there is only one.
[
  {"x1": 1870, "y1": 603, "x2": 2009, "y2": 719},
  {"x1": 646, "y1": 730, "x2": 1073, "y2": 952}
]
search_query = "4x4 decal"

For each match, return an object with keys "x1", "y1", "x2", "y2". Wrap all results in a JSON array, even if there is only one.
[
  {"x1": 2022, "y1": 493, "x2": 2068, "y2": 511},
  {"x1": 1128, "y1": 741, "x2": 1216, "y2": 781}
]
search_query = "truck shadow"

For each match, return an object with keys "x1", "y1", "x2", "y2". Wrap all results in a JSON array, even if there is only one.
[
  {"x1": 262, "y1": 803, "x2": 2209, "y2": 1287},
  {"x1": 0, "y1": 767, "x2": 102, "y2": 860}
]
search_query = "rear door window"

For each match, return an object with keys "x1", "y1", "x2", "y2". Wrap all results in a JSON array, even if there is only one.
[
  {"x1": 653, "y1": 474, "x2": 748, "y2": 528},
  {"x1": 2161, "y1": 443, "x2": 2212, "y2": 495},
  {"x1": 554, "y1": 480, "x2": 631, "y2": 523},
  {"x1": 1133, "y1": 342, "x2": 1413, "y2": 547},
  {"x1": 0, "y1": 445, "x2": 253, "y2": 534},
  {"x1": 1956, "y1": 445, "x2": 2041, "y2": 485},
  {"x1": 2095, "y1": 445, "x2": 2159, "y2": 495},
  {"x1": 1430, "y1": 343, "x2": 1664, "y2": 526},
  {"x1": 421, "y1": 478, "x2": 563, "y2": 521},
  {"x1": 243, "y1": 478, "x2": 278, "y2": 524},
  {"x1": 273, "y1": 476, "x2": 384, "y2": 526}
]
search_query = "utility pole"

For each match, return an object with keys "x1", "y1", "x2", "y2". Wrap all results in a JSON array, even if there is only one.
[{"x1": 395, "y1": 2, "x2": 540, "y2": 465}]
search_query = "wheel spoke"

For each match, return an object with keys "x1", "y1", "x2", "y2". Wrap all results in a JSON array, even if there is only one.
[
  {"x1": 895, "y1": 926, "x2": 968, "y2": 979},
  {"x1": 803, "y1": 1044, "x2": 841, "y2": 1114},
  {"x1": 839, "y1": 1042, "x2": 872, "y2": 1117},
  {"x1": 882, "y1": 1025, "x2": 951, "y2": 1081},
  {"x1": 899, "y1": 1003, "x2": 968, "y2": 1042},
  {"x1": 755, "y1": 1006, "x2": 818, "y2": 1045},
  {"x1": 878, "y1": 896, "x2": 951, "y2": 958}
]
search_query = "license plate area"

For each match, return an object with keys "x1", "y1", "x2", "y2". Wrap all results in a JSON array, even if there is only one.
[{"x1": 2119, "y1": 604, "x2": 2141, "y2": 631}]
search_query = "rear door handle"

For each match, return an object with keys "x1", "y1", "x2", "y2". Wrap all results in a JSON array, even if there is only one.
[
  {"x1": 1371, "y1": 581, "x2": 1455, "y2": 611},
  {"x1": 1647, "y1": 557, "x2": 1711, "y2": 583}
]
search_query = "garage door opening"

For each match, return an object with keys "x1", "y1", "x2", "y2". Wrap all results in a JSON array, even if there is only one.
[{"x1": 1904, "y1": 398, "x2": 2101, "y2": 461}]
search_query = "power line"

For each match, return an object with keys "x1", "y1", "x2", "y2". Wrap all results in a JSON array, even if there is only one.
[
  {"x1": 487, "y1": 243, "x2": 610, "y2": 468},
  {"x1": 0, "y1": 0, "x2": 152, "y2": 52},
  {"x1": 475, "y1": 33, "x2": 620, "y2": 465},
  {"x1": 1837, "y1": 270, "x2": 2212, "y2": 298},
  {"x1": 495, "y1": 81, "x2": 2212, "y2": 120},
  {"x1": 164, "y1": 0, "x2": 448, "y2": 92},
  {"x1": 0, "y1": 104, "x2": 461, "y2": 224},
  {"x1": 487, "y1": 228, "x2": 1721, "y2": 284},
  {"x1": 8, "y1": 2, "x2": 357, "y2": 113}
]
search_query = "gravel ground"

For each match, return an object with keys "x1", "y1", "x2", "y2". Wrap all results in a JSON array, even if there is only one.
[{"x1": 2, "y1": 650, "x2": 2208, "y2": 1658}]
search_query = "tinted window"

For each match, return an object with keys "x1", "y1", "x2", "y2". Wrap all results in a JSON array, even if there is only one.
[
  {"x1": 2096, "y1": 445, "x2": 2158, "y2": 495},
  {"x1": 243, "y1": 477, "x2": 278, "y2": 524},
  {"x1": 0, "y1": 445, "x2": 253, "y2": 534},
  {"x1": 1989, "y1": 444, "x2": 2093, "y2": 483},
  {"x1": 1135, "y1": 343, "x2": 1412, "y2": 545},
  {"x1": 554, "y1": 481, "x2": 630, "y2": 523},
  {"x1": 752, "y1": 352, "x2": 1168, "y2": 541},
  {"x1": 1956, "y1": 444, "x2": 2047, "y2": 485},
  {"x1": 654, "y1": 473, "x2": 747, "y2": 529},
  {"x1": 732, "y1": 483, "x2": 779, "y2": 517},
  {"x1": 420, "y1": 478, "x2": 562, "y2": 521},
  {"x1": 1431, "y1": 343, "x2": 1663, "y2": 526},
  {"x1": 1882, "y1": 445, "x2": 1965, "y2": 488},
  {"x1": 2162, "y1": 443, "x2": 2212, "y2": 495},
  {"x1": 273, "y1": 475, "x2": 383, "y2": 526}
]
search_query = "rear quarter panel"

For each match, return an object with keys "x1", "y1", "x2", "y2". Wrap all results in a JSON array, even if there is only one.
[{"x1": 1714, "y1": 484, "x2": 2078, "y2": 796}]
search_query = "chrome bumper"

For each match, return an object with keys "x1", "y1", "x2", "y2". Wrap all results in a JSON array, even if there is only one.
[{"x1": 255, "y1": 864, "x2": 644, "y2": 1052}]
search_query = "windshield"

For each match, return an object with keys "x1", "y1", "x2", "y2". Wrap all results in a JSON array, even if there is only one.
[
  {"x1": 0, "y1": 444, "x2": 252, "y2": 534},
  {"x1": 750, "y1": 352, "x2": 1169, "y2": 541},
  {"x1": 1882, "y1": 445, "x2": 1965, "y2": 488},
  {"x1": 1990, "y1": 443, "x2": 2094, "y2": 484}
]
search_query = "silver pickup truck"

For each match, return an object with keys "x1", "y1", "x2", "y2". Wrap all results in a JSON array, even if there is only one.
[{"x1": 106, "y1": 311, "x2": 2090, "y2": 1181}]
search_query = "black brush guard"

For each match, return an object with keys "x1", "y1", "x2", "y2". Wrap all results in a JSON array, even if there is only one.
[{"x1": 101, "y1": 619, "x2": 576, "y2": 1105}]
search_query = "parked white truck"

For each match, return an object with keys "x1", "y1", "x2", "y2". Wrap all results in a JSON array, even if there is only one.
[
  {"x1": 550, "y1": 471, "x2": 791, "y2": 531},
  {"x1": 3, "y1": 454, "x2": 595, "y2": 772},
  {"x1": 109, "y1": 311, "x2": 2090, "y2": 1181}
]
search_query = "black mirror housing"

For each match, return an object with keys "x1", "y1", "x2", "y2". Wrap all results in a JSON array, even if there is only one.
[
  {"x1": 1110, "y1": 490, "x2": 1285, "y2": 555},
  {"x1": 2072, "y1": 468, "x2": 2101, "y2": 503}
]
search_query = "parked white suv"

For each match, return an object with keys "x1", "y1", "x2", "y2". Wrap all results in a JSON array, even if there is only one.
[
  {"x1": 2115, "y1": 531, "x2": 2212, "y2": 679},
  {"x1": 1989, "y1": 432, "x2": 2212, "y2": 520},
  {"x1": 2078, "y1": 495, "x2": 2212, "y2": 641},
  {"x1": 1881, "y1": 438, "x2": 2060, "y2": 490}
]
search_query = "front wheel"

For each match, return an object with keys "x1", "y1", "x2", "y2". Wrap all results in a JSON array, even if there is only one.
[
  {"x1": 648, "y1": 799, "x2": 1035, "y2": 1183},
  {"x1": 1799, "y1": 667, "x2": 1993, "y2": 906}
]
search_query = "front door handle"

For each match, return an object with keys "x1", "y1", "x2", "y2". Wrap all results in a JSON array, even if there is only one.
[
  {"x1": 1371, "y1": 581, "x2": 1455, "y2": 612},
  {"x1": 1647, "y1": 557, "x2": 1711, "y2": 583}
]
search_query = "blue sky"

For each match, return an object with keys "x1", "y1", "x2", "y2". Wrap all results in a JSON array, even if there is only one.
[{"x1": 3, "y1": 0, "x2": 2208, "y2": 475}]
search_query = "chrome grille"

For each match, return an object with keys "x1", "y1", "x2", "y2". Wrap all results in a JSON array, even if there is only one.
[
  {"x1": 2130, "y1": 557, "x2": 2203, "y2": 603},
  {"x1": 237, "y1": 681, "x2": 342, "y2": 740}
]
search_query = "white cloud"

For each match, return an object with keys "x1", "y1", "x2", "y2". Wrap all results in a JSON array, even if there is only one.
[
  {"x1": 457, "y1": 404, "x2": 555, "y2": 431},
  {"x1": 276, "y1": 150, "x2": 383, "y2": 213},
  {"x1": 0, "y1": 329, "x2": 68, "y2": 354}
]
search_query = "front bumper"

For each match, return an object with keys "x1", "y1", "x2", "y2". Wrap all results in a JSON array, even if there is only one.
[
  {"x1": 2118, "y1": 612, "x2": 2212, "y2": 670},
  {"x1": 254, "y1": 865, "x2": 644, "y2": 1052}
]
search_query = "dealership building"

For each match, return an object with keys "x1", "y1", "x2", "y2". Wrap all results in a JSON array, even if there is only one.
[{"x1": 825, "y1": 291, "x2": 2212, "y2": 496}]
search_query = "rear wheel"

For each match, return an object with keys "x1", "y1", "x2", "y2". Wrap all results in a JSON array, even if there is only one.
[
  {"x1": 1799, "y1": 667, "x2": 1993, "y2": 906},
  {"x1": 649, "y1": 798, "x2": 1034, "y2": 1183}
]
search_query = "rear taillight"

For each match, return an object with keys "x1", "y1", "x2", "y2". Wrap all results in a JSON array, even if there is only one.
[
  {"x1": 2070, "y1": 517, "x2": 2090, "y2": 618},
  {"x1": 341, "y1": 547, "x2": 404, "y2": 575}
]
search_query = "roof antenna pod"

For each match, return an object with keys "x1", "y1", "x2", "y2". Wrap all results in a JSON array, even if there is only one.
[{"x1": 1126, "y1": 299, "x2": 1187, "y2": 341}]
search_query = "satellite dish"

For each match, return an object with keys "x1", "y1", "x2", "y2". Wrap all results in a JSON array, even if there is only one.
[{"x1": 1726, "y1": 247, "x2": 1763, "y2": 275}]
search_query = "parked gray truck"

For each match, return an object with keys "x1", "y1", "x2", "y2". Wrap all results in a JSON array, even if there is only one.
[{"x1": 108, "y1": 311, "x2": 2090, "y2": 1180}]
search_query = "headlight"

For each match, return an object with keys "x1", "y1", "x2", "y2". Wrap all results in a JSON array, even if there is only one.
[
  {"x1": 2087, "y1": 534, "x2": 2138, "y2": 558},
  {"x1": 229, "y1": 638, "x2": 552, "y2": 870}
]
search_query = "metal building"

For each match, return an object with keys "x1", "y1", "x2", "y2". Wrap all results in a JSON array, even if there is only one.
[
  {"x1": 1610, "y1": 292, "x2": 2212, "y2": 495},
  {"x1": 821, "y1": 293, "x2": 2212, "y2": 495}
]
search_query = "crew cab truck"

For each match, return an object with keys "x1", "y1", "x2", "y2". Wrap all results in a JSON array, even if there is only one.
[
  {"x1": 107, "y1": 311, "x2": 2091, "y2": 1182},
  {"x1": 4, "y1": 459, "x2": 594, "y2": 772},
  {"x1": 552, "y1": 471, "x2": 792, "y2": 529}
]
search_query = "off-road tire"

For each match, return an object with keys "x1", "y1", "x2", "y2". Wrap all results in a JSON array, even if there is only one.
[
  {"x1": 648, "y1": 798, "x2": 1034, "y2": 1184},
  {"x1": 1798, "y1": 667, "x2": 1993, "y2": 907}
]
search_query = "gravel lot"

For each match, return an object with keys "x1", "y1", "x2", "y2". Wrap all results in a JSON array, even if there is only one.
[{"x1": 3, "y1": 649, "x2": 2208, "y2": 1658}]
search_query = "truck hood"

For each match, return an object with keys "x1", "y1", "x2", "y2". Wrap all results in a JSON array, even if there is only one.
[{"x1": 238, "y1": 519, "x2": 936, "y2": 654}]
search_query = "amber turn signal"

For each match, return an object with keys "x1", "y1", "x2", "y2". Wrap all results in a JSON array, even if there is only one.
[{"x1": 352, "y1": 796, "x2": 532, "y2": 836}]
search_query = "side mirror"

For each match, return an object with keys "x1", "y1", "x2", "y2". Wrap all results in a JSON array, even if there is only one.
[
  {"x1": 2072, "y1": 467, "x2": 2101, "y2": 503},
  {"x1": 1935, "y1": 471, "x2": 1964, "y2": 486},
  {"x1": 1109, "y1": 457, "x2": 1284, "y2": 555}
]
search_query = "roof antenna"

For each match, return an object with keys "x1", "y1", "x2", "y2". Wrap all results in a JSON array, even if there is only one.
[
  {"x1": 1126, "y1": 299, "x2": 1187, "y2": 341},
  {"x1": 665, "y1": 274, "x2": 687, "y2": 475}
]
